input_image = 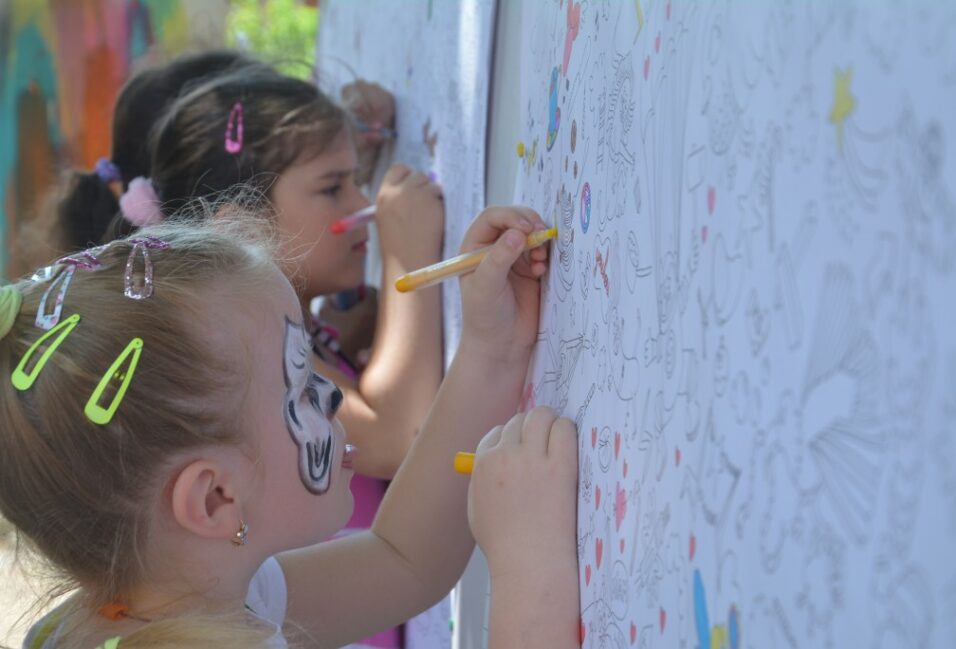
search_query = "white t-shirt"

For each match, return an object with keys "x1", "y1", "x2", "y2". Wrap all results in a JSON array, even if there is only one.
[
  {"x1": 246, "y1": 556, "x2": 289, "y2": 647},
  {"x1": 23, "y1": 557, "x2": 289, "y2": 649}
]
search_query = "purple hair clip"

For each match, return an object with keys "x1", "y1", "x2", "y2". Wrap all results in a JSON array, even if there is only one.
[
  {"x1": 94, "y1": 158, "x2": 121, "y2": 185},
  {"x1": 225, "y1": 101, "x2": 244, "y2": 154},
  {"x1": 56, "y1": 251, "x2": 102, "y2": 271},
  {"x1": 124, "y1": 237, "x2": 170, "y2": 301}
]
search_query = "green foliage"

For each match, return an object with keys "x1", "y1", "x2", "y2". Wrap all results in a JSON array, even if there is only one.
[{"x1": 225, "y1": 0, "x2": 318, "y2": 80}]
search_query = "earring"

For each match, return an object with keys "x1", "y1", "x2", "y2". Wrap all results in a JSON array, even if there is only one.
[{"x1": 232, "y1": 520, "x2": 249, "y2": 547}]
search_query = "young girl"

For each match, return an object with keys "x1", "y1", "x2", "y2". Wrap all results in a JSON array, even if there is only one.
[
  {"x1": 18, "y1": 50, "x2": 256, "y2": 272},
  {"x1": 119, "y1": 65, "x2": 445, "y2": 647},
  {"x1": 0, "y1": 206, "x2": 578, "y2": 649}
]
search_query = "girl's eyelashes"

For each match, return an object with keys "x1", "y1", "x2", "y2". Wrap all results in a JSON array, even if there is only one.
[{"x1": 318, "y1": 184, "x2": 342, "y2": 198}]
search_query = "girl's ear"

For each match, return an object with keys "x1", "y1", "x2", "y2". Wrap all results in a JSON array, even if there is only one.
[{"x1": 170, "y1": 457, "x2": 243, "y2": 541}]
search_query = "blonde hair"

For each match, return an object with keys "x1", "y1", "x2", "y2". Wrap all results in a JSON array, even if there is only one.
[{"x1": 0, "y1": 214, "x2": 284, "y2": 648}]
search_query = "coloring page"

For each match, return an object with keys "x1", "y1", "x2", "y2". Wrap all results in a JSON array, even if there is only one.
[{"x1": 515, "y1": 2, "x2": 956, "y2": 647}]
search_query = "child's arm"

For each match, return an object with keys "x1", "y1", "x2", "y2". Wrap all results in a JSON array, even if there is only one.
[
  {"x1": 279, "y1": 206, "x2": 550, "y2": 647},
  {"x1": 317, "y1": 165, "x2": 444, "y2": 480},
  {"x1": 469, "y1": 408, "x2": 580, "y2": 649}
]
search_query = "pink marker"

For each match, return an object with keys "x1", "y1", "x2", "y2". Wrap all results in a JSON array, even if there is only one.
[{"x1": 331, "y1": 205, "x2": 375, "y2": 234}]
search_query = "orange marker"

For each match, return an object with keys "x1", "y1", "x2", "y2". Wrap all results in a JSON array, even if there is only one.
[
  {"x1": 395, "y1": 227, "x2": 558, "y2": 293},
  {"x1": 454, "y1": 451, "x2": 476, "y2": 475},
  {"x1": 331, "y1": 205, "x2": 375, "y2": 234}
]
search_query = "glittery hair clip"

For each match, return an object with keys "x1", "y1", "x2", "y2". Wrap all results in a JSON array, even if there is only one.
[
  {"x1": 32, "y1": 252, "x2": 104, "y2": 330},
  {"x1": 56, "y1": 251, "x2": 102, "y2": 271},
  {"x1": 124, "y1": 237, "x2": 170, "y2": 301},
  {"x1": 35, "y1": 265, "x2": 77, "y2": 331},
  {"x1": 225, "y1": 101, "x2": 244, "y2": 154}
]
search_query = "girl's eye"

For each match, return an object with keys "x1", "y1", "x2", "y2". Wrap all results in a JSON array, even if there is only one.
[{"x1": 319, "y1": 184, "x2": 342, "y2": 198}]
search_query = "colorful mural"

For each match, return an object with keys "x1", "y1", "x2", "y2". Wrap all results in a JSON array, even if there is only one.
[{"x1": 0, "y1": 0, "x2": 226, "y2": 278}]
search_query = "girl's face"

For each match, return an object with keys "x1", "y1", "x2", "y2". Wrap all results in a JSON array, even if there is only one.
[
  {"x1": 271, "y1": 130, "x2": 371, "y2": 301},
  {"x1": 246, "y1": 269, "x2": 355, "y2": 549}
]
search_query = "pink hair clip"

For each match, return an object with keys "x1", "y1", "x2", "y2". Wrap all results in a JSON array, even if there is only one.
[
  {"x1": 225, "y1": 101, "x2": 244, "y2": 154},
  {"x1": 119, "y1": 177, "x2": 164, "y2": 227},
  {"x1": 56, "y1": 251, "x2": 102, "y2": 271},
  {"x1": 124, "y1": 237, "x2": 170, "y2": 301}
]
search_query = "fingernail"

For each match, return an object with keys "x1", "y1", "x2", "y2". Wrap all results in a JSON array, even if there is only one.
[
  {"x1": 504, "y1": 230, "x2": 524, "y2": 250},
  {"x1": 519, "y1": 217, "x2": 532, "y2": 229}
]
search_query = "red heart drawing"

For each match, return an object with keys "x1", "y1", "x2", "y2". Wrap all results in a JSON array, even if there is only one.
[
  {"x1": 595, "y1": 485, "x2": 602, "y2": 510},
  {"x1": 655, "y1": 32, "x2": 661, "y2": 53},
  {"x1": 675, "y1": 447, "x2": 681, "y2": 466},
  {"x1": 585, "y1": 564, "x2": 592, "y2": 585},
  {"x1": 644, "y1": 56, "x2": 650, "y2": 80},
  {"x1": 620, "y1": 538, "x2": 626, "y2": 553},
  {"x1": 666, "y1": 1, "x2": 672, "y2": 20},
  {"x1": 660, "y1": 608, "x2": 667, "y2": 633},
  {"x1": 615, "y1": 483, "x2": 627, "y2": 531},
  {"x1": 707, "y1": 186, "x2": 716, "y2": 214},
  {"x1": 595, "y1": 538, "x2": 604, "y2": 568},
  {"x1": 630, "y1": 622, "x2": 637, "y2": 645},
  {"x1": 623, "y1": 459, "x2": 628, "y2": 477},
  {"x1": 614, "y1": 431, "x2": 621, "y2": 459},
  {"x1": 591, "y1": 426, "x2": 598, "y2": 448},
  {"x1": 689, "y1": 534, "x2": 697, "y2": 561}
]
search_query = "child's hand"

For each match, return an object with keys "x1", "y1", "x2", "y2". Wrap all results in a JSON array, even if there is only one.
[
  {"x1": 341, "y1": 79, "x2": 396, "y2": 147},
  {"x1": 376, "y1": 164, "x2": 444, "y2": 269},
  {"x1": 458, "y1": 207, "x2": 549, "y2": 363},
  {"x1": 467, "y1": 406, "x2": 578, "y2": 579}
]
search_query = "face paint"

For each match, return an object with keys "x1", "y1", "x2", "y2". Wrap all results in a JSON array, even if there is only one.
[{"x1": 282, "y1": 318, "x2": 342, "y2": 494}]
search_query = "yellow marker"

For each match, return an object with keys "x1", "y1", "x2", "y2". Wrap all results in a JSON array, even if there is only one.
[
  {"x1": 454, "y1": 452, "x2": 476, "y2": 475},
  {"x1": 395, "y1": 228, "x2": 558, "y2": 293}
]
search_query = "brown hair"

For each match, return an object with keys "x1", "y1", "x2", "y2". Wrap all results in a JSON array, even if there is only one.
[
  {"x1": 148, "y1": 66, "x2": 349, "y2": 217},
  {"x1": 47, "y1": 50, "x2": 259, "y2": 258},
  {"x1": 0, "y1": 215, "x2": 281, "y2": 648}
]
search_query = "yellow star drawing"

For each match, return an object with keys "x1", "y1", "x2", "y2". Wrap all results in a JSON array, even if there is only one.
[
  {"x1": 829, "y1": 67, "x2": 855, "y2": 151},
  {"x1": 632, "y1": 0, "x2": 644, "y2": 43}
]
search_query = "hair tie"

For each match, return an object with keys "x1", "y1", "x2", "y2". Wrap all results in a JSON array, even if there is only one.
[
  {"x1": 119, "y1": 177, "x2": 164, "y2": 227},
  {"x1": 0, "y1": 284, "x2": 23, "y2": 340},
  {"x1": 94, "y1": 158, "x2": 122, "y2": 185}
]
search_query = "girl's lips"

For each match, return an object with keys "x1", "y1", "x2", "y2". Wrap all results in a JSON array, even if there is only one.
[{"x1": 342, "y1": 444, "x2": 358, "y2": 469}]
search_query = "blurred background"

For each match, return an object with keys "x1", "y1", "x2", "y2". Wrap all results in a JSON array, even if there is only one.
[{"x1": 0, "y1": 0, "x2": 319, "y2": 281}]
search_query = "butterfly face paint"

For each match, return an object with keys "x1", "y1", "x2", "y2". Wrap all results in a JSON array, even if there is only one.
[{"x1": 282, "y1": 318, "x2": 344, "y2": 494}]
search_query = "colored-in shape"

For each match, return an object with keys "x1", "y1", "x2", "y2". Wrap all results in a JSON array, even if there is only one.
[
  {"x1": 694, "y1": 569, "x2": 710, "y2": 649},
  {"x1": 547, "y1": 66, "x2": 561, "y2": 151},
  {"x1": 581, "y1": 182, "x2": 591, "y2": 233},
  {"x1": 829, "y1": 67, "x2": 855, "y2": 151}
]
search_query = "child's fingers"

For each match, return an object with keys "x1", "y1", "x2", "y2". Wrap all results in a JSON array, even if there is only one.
[
  {"x1": 476, "y1": 424, "x2": 504, "y2": 453},
  {"x1": 521, "y1": 406, "x2": 560, "y2": 456},
  {"x1": 470, "y1": 228, "x2": 527, "y2": 298},
  {"x1": 499, "y1": 411, "x2": 527, "y2": 447},
  {"x1": 404, "y1": 171, "x2": 431, "y2": 188},
  {"x1": 547, "y1": 417, "x2": 578, "y2": 466},
  {"x1": 383, "y1": 163, "x2": 412, "y2": 185},
  {"x1": 461, "y1": 206, "x2": 540, "y2": 253}
]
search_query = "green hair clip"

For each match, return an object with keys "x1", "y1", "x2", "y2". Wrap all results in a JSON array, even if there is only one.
[
  {"x1": 84, "y1": 338, "x2": 143, "y2": 426},
  {"x1": 11, "y1": 314, "x2": 81, "y2": 391},
  {"x1": 0, "y1": 284, "x2": 22, "y2": 340}
]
